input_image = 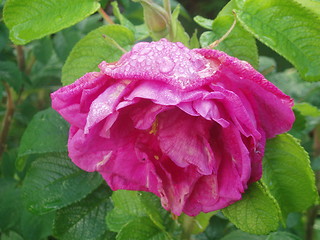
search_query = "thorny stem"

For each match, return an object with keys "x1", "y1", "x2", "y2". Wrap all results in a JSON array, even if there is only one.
[
  {"x1": 98, "y1": 7, "x2": 115, "y2": 25},
  {"x1": 208, "y1": 11, "x2": 237, "y2": 49},
  {"x1": 0, "y1": 83, "x2": 14, "y2": 161}
]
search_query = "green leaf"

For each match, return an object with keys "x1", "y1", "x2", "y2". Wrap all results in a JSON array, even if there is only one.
[
  {"x1": 170, "y1": 4, "x2": 190, "y2": 46},
  {"x1": 221, "y1": 230, "x2": 267, "y2": 240},
  {"x1": 116, "y1": 216, "x2": 170, "y2": 240},
  {"x1": 3, "y1": 0, "x2": 100, "y2": 45},
  {"x1": 18, "y1": 108, "x2": 69, "y2": 158},
  {"x1": 0, "y1": 174, "x2": 54, "y2": 239},
  {"x1": 19, "y1": 211, "x2": 55, "y2": 240},
  {"x1": 262, "y1": 134, "x2": 318, "y2": 218},
  {"x1": 293, "y1": 0, "x2": 320, "y2": 17},
  {"x1": 32, "y1": 36, "x2": 53, "y2": 64},
  {"x1": 53, "y1": 185, "x2": 111, "y2": 240},
  {"x1": 289, "y1": 110, "x2": 307, "y2": 138},
  {"x1": 198, "y1": 215, "x2": 230, "y2": 240},
  {"x1": 29, "y1": 51, "x2": 63, "y2": 87},
  {"x1": 222, "y1": 182, "x2": 281, "y2": 235},
  {"x1": 266, "y1": 231, "x2": 302, "y2": 240},
  {"x1": 0, "y1": 61, "x2": 23, "y2": 93},
  {"x1": 189, "y1": 30, "x2": 200, "y2": 49},
  {"x1": 0, "y1": 179, "x2": 22, "y2": 231},
  {"x1": 53, "y1": 28, "x2": 82, "y2": 63},
  {"x1": 106, "y1": 191, "x2": 165, "y2": 233},
  {"x1": 22, "y1": 153, "x2": 102, "y2": 214},
  {"x1": 293, "y1": 102, "x2": 320, "y2": 117},
  {"x1": 234, "y1": 0, "x2": 320, "y2": 81},
  {"x1": 62, "y1": 25, "x2": 135, "y2": 85},
  {"x1": 267, "y1": 69, "x2": 320, "y2": 107},
  {"x1": 111, "y1": 1, "x2": 149, "y2": 41},
  {"x1": 192, "y1": 212, "x2": 216, "y2": 234},
  {"x1": 111, "y1": 1, "x2": 135, "y2": 33},
  {"x1": 200, "y1": 0, "x2": 259, "y2": 69},
  {"x1": 0, "y1": 22, "x2": 9, "y2": 53},
  {"x1": 179, "y1": 212, "x2": 216, "y2": 235},
  {"x1": 0, "y1": 232, "x2": 23, "y2": 240},
  {"x1": 193, "y1": 15, "x2": 213, "y2": 30}
]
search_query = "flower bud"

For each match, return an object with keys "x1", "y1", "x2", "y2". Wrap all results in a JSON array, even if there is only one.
[{"x1": 134, "y1": 0, "x2": 170, "y2": 39}]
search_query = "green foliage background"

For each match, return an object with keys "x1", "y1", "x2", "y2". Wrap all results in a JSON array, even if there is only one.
[{"x1": 0, "y1": 0, "x2": 320, "y2": 239}]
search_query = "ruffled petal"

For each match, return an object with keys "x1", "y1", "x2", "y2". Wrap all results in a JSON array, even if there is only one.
[
  {"x1": 157, "y1": 109, "x2": 216, "y2": 175},
  {"x1": 196, "y1": 49, "x2": 295, "y2": 138},
  {"x1": 153, "y1": 157, "x2": 202, "y2": 215},
  {"x1": 183, "y1": 125, "x2": 248, "y2": 216},
  {"x1": 84, "y1": 81, "x2": 130, "y2": 133},
  {"x1": 51, "y1": 72, "x2": 111, "y2": 129}
]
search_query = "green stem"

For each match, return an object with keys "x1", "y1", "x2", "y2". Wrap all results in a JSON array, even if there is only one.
[
  {"x1": 180, "y1": 215, "x2": 195, "y2": 240},
  {"x1": 163, "y1": 0, "x2": 171, "y2": 17},
  {"x1": 163, "y1": 0, "x2": 173, "y2": 41}
]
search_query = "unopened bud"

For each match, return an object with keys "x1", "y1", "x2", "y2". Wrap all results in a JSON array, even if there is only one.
[{"x1": 134, "y1": 0, "x2": 170, "y2": 39}]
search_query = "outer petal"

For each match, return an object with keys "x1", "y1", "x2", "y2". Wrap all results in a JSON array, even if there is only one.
[
  {"x1": 183, "y1": 124, "x2": 252, "y2": 216},
  {"x1": 99, "y1": 39, "x2": 220, "y2": 90},
  {"x1": 51, "y1": 72, "x2": 111, "y2": 129},
  {"x1": 196, "y1": 49, "x2": 295, "y2": 138}
]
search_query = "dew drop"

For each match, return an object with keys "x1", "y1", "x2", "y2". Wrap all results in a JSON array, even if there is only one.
[
  {"x1": 155, "y1": 44, "x2": 164, "y2": 51},
  {"x1": 140, "y1": 47, "x2": 151, "y2": 55},
  {"x1": 137, "y1": 55, "x2": 146, "y2": 62},
  {"x1": 159, "y1": 57, "x2": 175, "y2": 73}
]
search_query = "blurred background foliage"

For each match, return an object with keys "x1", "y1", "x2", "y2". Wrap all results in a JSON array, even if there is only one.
[{"x1": 0, "y1": 0, "x2": 320, "y2": 239}]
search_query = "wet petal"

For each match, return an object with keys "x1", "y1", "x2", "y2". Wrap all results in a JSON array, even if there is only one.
[
  {"x1": 99, "y1": 39, "x2": 220, "y2": 90},
  {"x1": 157, "y1": 109, "x2": 216, "y2": 175}
]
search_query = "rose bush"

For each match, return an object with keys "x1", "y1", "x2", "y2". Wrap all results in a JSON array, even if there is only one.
[{"x1": 51, "y1": 39, "x2": 294, "y2": 216}]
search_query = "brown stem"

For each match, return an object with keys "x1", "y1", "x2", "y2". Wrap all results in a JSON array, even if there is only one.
[
  {"x1": 15, "y1": 45, "x2": 25, "y2": 71},
  {"x1": 98, "y1": 7, "x2": 115, "y2": 24},
  {"x1": 306, "y1": 125, "x2": 320, "y2": 240},
  {"x1": 0, "y1": 83, "x2": 15, "y2": 161},
  {"x1": 306, "y1": 205, "x2": 320, "y2": 240}
]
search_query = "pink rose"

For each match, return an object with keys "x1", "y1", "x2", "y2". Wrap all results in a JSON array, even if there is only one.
[{"x1": 51, "y1": 39, "x2": 294, "y2": 216}]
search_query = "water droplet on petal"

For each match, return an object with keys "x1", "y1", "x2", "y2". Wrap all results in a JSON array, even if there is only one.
[
  {"x1": 137, "y1": 55, "x2": 146, "y2": 62},
  {"x1": 140, "y1": 47, "x2": 151, "y2": 55},
  {"x1": 159, "y1": 56, "x2": 175, "y2": 73},
  {"x1": 156, "y1": 44, "x2": 164, "y2": 51}
]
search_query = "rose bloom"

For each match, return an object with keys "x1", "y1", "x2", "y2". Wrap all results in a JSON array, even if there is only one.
[{"x1": 51, "y1": 39, "x2": 294, "y2": 216}]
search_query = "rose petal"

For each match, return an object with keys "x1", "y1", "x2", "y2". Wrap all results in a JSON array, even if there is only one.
[
  {"x1": 51, "y1": 72, "x2": 111, "y2": 129},
  {"x1": 196, "y1": 49, "x2": 295, "y2": 138},
  {"x1": 157, "y1": 109, "x2": 216, "y2": 175},
  {"x1": 99, "y1": 39, "x2": 220, "y2": 90}
]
